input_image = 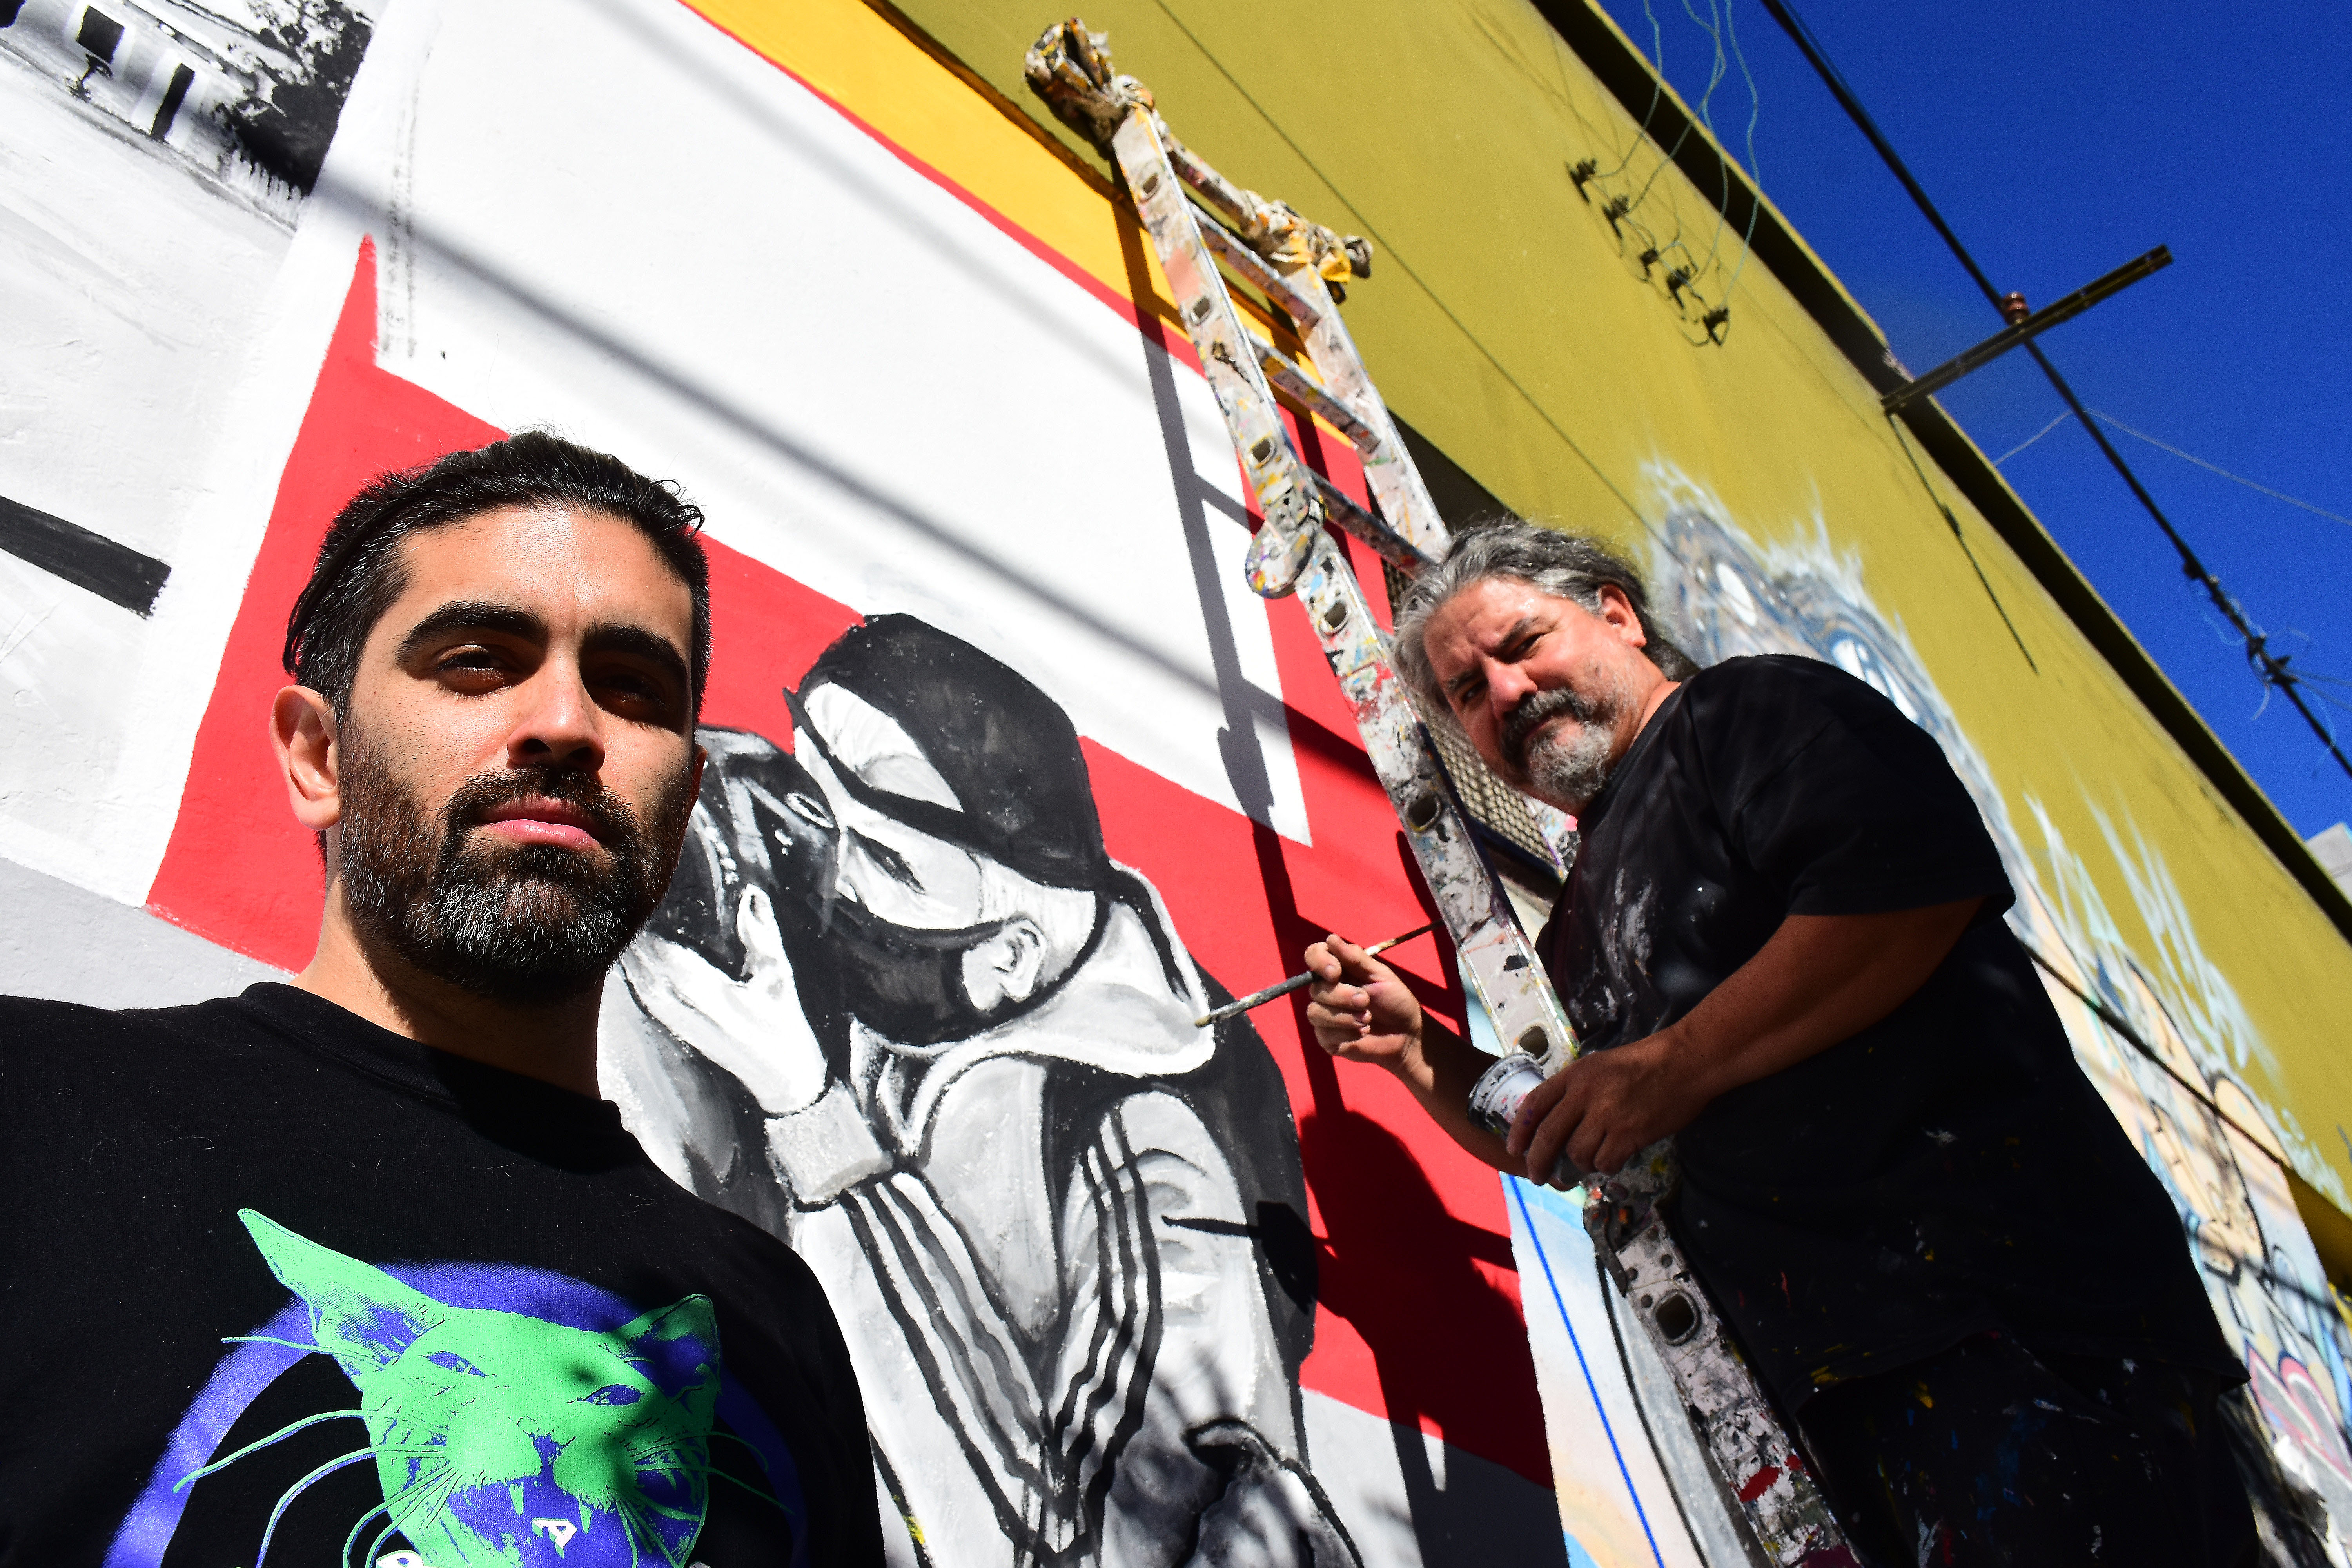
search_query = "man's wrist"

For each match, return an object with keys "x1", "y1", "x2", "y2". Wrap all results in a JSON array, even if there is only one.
[
  {"x1": 1390, "y1": 1016, "x2": 1451, "y2": 1098},
  {"x1": 1646, "y1": 1022, "x2": 1720, "y2": 1107}
]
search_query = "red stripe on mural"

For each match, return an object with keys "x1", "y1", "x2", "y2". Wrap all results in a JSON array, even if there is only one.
[{"x1": 145, "y1": 240, "x2": 505, "y2": 969}]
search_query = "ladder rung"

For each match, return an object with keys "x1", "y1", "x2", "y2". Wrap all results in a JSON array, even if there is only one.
[
  {"x1": 1257, "y1": 343, "x2": 1380, "y2": 456},
  {"x1": 1165, "y1": 137, "x2": 1253, "y2": 238},
  {"x1": 1311, "y1": 472, "x2": 1431, "y2": 577},
  {"x1": 1191, "y1": 207, "x2": 1324, "y2": 327}
]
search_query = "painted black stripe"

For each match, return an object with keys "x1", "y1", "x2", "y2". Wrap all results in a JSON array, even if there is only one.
[
  {"x1": 151, "y1": 63, "x2": 194, "y2": 142},
  {"x1": 0, "y1": 493, "x2": 170, "y2": 615}
]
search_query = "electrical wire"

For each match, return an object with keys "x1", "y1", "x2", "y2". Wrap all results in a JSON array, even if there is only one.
[
  {"x1": 1713, "y1": 0, "x2": 1767, "y2": 320},
  {"x1": 1991, "y1": 410, "x2": 2073, "y2": 468},
  {"x1": 1590, "y1": 0, "x2": 1672, "y2": 180},
  {"x1": 2087, "y1": 410, "x2": 2352, "y2": 529},
  {"x1": 1593, "y1": 0, "x2": 1766, "y2": 341},
  {"x1": 1677, "y1": 0, "x2": 1737, "y2": 287},
  {"x1": 1999, "y1": 406, "x2": 2352, "y2": 528},
  {"x1": 1755, "y1": 0, "x2": 2352, "y2": 788}
]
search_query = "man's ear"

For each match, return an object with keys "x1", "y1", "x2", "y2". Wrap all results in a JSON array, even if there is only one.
[
  {"x1": 1594, "y1": 584, "x2": 1650, "y2": 648},
  {"x1": 272, "y1": 685, "x2": 343, "y2": 834},
  {"x1": 963, "y1": 917, "x2": 1046, "y2": 1011}
]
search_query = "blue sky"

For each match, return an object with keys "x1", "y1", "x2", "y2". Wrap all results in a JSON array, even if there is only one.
[{"x1": 1590, "y1": 0, "x2": 2352, "y2": 839}]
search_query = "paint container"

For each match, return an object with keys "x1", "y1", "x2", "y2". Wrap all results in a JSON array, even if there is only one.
[{"x1": 1468, "y1": 1054, "x2": 1580, "y2": 1187}]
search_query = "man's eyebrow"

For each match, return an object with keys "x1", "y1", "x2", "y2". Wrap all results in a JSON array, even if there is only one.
[
  {"x1": 581, "y1": 621, "x2": 692, "y2": 693},
  {"x1": 397, "y1": 601, "x2": 548, "y2": 661},
  {"x1": 1443, "y1": 615, "x2": 1542, "y2": 697}
]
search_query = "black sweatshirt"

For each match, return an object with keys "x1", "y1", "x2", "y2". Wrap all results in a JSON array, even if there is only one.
[
  {"x1": 0, "y1": 982, "x2": 882, "y2": 1567},
  {"x1": 1541, "y1": 655, "x2": 2239, "y2": 1410}
]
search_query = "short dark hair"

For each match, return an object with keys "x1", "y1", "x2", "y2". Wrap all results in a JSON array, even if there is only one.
[
  {"x1": 1392, "y1": 518, "x2": 1699, "y2": 731},
  {"x1": 283, "y1": 431, "x2": 712, "y2": 719}
]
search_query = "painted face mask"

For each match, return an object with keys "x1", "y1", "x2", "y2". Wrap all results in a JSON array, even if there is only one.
[{"x1": 825, "y1": 896, "x2": 1020, "y2": 1046}]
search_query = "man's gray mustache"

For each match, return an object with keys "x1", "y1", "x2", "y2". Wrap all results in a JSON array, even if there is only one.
[{"x1": 1501, "y1": 686, "x2": 1602, "y2": 771}]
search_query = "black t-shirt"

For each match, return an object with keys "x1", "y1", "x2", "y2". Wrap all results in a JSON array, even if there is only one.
[
  {"x1": 0, "y1": 982, "x2": 882, "y2": 1567},
  {"x1": 1540, "y1": 655, "x2": 2238, "y2": 1410}
]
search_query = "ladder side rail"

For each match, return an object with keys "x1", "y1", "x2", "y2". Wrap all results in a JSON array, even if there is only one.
[
  {"x1": 1110, "y1": 111, "x2": 1323, "y2": 595},
  {"x1": 1274, "y1": 265, "x2": 1452, "y2": 556}
]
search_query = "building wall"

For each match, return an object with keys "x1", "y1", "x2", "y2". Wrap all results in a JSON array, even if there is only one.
[{"x1": 5, "y1": 0, "x2": 2350, "y2": 1561}]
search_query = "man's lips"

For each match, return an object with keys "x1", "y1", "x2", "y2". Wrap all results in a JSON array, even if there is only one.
[
  {"x1": 1505, "y1": 710, "x2": 1572, "y2": 768},
  {"x1": 475, "y1": 797, "x2": 606, "y2": 851}
]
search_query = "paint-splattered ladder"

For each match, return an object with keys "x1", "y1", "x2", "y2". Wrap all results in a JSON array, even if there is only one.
[{"x1": 1023, "y1": 20, "x2": 1853, "y2": 1566}]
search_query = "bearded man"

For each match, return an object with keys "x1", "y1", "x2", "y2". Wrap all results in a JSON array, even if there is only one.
[
  {"x1": 0, "y1": 434, "x2": 880, "y2": 1565},
  {"x1": 1305, "y1": 521, "x2": 2253, "y2": 1566}
]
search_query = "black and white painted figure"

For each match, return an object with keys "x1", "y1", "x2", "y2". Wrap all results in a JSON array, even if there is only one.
[{"x1": 608, "y1": 615, "x2": 1351, "y2": 1566}]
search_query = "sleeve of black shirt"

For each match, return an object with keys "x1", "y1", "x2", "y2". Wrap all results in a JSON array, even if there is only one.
[{"x1": 1698, "y1": 656, "x2": 2015, "y2": 921}]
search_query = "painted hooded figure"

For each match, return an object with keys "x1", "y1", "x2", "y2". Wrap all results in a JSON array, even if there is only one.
[{"x1": 609, "y1": 615, "x2": 1348, "y2": 1566}]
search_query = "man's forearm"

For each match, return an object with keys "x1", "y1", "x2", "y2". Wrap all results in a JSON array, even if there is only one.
[
  {"x1": 1504, "y1": 897, "x2": 1987, "y2": 1178},
  {"x1": 1392, "y1": 1018, "x2": 1517, "y2": 1174},
  {"x1": 1659, "y1": 898, "x2": 1984, "y2": 1105}
]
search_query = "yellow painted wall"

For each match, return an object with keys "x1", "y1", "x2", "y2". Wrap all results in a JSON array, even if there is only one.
[{"x1": 703, "y1": 0, "x2": 2352, "y2": 1210}]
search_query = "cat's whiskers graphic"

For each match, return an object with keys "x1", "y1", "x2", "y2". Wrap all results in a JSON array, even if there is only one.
[
  {"x1": 339, "y1": 1495, "x2": 399, "y2": 1568},
  {"x1": 629, "y1": 1428, "x2": 782, "y2": 1514},
  {"x1": 368, "y1": 1461, "x2": 466, "y2": 1568},
  {"x1": 255, "y1": 1447, "x2": 379, "y2": 1568},
  {"x1": 171, "y1": 1406, "x2": 365, "y2": 1493}
]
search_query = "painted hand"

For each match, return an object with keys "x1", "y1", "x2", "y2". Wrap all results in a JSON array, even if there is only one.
[
  {"x1": 618, "y1": 885, "x2": 831, "y2": 1116},
  {"x1": 1179, "y1": 1421, "x2": 1353, "y2": 1566},
  {"x1": 1506, "y1": 1031, "x2": 1709, "y2": 1180},
  {"x1": 1302, "y1": 932, "x2": 1423, "y2": 1078}
]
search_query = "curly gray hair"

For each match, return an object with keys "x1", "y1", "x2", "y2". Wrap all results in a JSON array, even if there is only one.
[{"x1": 1390, "y1": 519, "x2": 1698, "y2": 731}]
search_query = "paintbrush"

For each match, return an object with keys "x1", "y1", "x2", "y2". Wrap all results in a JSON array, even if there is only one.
[{"x1": 1192, "y1": 922, "x2": 1437, "y2": 1028}]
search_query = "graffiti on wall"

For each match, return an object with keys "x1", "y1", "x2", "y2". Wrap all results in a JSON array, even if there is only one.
[{"x1": 1638, "y1": 472, "x2": 2352, "y2": 1557}]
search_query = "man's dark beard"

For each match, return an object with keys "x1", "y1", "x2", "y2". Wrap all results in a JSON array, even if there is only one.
[
  {"x1": 337, "y1": 726, "x2": 694, "y2": 1005},
  {"x1": 1499, "y1": 677, "x2": 1633, "y2": 808}
]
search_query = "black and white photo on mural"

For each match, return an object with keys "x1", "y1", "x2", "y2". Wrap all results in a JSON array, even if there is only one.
[{"x1": 0, "y1": 0, "x2": 376, "y2": 896}]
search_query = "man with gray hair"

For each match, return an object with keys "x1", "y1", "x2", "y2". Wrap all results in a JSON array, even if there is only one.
[{"x1": 1304, "y1": 520, "x2": 2251, "y2": 1565}]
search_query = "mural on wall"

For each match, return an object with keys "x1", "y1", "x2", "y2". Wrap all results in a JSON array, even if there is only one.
[
  {"x1": 1634, "y1": 476, "x2": 2352, "y2": 1559},
  {"x1": 604, "y1": 615, "x2": 1350, "y2": 1562},
  {"x1": 0, "y1": 0, "x2": 373, "y2": 214},
  {"x1": 6, "y1": 0, "x2": 2349, "y2": 1561},
  {"x1": 0, "y1": 0, "x2": 1572, "y2": 1560}
]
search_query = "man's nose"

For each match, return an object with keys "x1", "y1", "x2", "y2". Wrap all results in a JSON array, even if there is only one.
[
  {"x1": 508, "y1": 661, "x2": 605, "y2": 772},
  {"x1": 1484, "y1": 657, "x2": 1538, "y2": 724}
]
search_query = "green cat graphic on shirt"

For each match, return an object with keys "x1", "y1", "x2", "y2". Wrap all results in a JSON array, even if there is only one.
[{"x1": 189, "y1": 1210, "x2": 726, "y2": 1568}]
